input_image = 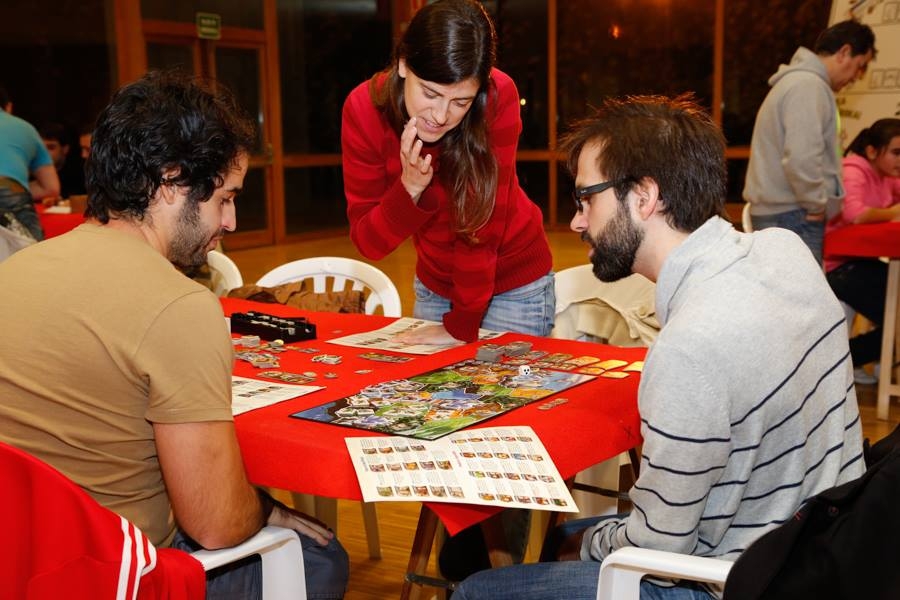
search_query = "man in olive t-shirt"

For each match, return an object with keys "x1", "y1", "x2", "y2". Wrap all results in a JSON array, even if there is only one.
[{"x1": 0, "y1": 71, "x2": 347, "y2": 599}]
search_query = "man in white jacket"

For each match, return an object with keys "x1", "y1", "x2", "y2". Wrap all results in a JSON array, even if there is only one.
[{"x1": 743, "y1": 19, "x2": 875, "y2": 265}]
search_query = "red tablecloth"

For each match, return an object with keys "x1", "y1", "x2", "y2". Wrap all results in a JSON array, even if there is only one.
[
  {"x1": 223, "y1": 298, "x2": 644, "y2": 535},
  {"x1": 824, "y1": 222, "x2": 900, "y2": 259},
  {"x1": 36, "y1": 204, "x2": 86, "y2": 239}
]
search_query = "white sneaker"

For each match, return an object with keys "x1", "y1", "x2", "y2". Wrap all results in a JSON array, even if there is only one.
[{"x1": 854, "y1": 367, "x2": 877, "y2": 385}]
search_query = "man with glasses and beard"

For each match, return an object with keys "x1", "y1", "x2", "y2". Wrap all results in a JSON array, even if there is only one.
[
  {"x1": 0, "y1": 71, "x2": 348, "y2": 599},
  {"x1": 451, "y1": 94, "x2": 864, "y2": 600}
]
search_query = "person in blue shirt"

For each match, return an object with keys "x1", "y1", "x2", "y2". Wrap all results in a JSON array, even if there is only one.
[{"x1": 0, "y1": 85, "x2": 60, "y2": 241}]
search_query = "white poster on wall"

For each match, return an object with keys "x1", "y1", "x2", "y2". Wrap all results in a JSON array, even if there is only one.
[{"x1": 830, "y1": 0, "x2": 900, "y2": 149}]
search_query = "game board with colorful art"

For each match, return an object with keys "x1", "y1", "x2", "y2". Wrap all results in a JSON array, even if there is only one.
[{"x1": 291, "y1": 358, "x2": 596, "y2": 440}]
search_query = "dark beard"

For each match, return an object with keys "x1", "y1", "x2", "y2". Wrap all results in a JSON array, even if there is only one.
[
  {"x1": 169, "y1": 200, "x2": 212, "y2": 270},
  {"x1": 584, "y1": 204, "x2": 643, "y2": 282}
]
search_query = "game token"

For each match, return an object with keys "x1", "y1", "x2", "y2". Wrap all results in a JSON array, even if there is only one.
[
  {"x1": 518, "y1": 365, "x2": 532, "y2": 376},
  {"x1": 324, "y1": 372, "x2": 338, "y2": 379},
  {"x1": 239, "y1": 335, "x2": 261, "y2": 347},
  {"x1": 355, "y1": 369, "x2": 373, "y2": 374},
  {"x1": 311, "y1": 354, "x2": 342, "y2": 365}
]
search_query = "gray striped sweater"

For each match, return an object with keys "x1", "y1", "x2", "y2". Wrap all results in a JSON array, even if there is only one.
[{"x1": 581, "y1": 216, "x2": 865, "y2": 566}]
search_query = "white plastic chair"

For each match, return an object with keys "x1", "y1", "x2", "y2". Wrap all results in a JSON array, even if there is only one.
[
  {"x1": 194, "y1": 526, "x2": 307, "y2": 600},
  {"x1": 256, "y1": 256, "x2": 401, "y2": 317},
  {"x1": 551, "y1": 265, "x2": 658, "y2": 347},
  {"x1": 551, "y1": 266, "x2": 655, "y2": 518},
  {"x1": 256, "y1": 256, "x2": 400, "y2": 559},
  {"x1": 741, "y1": 202, "x2": 752, "y2": 233},
  {"x1": 207, "y1": 249, "x2": 244, "y2": 296},
  {"x1": 596, "y1": 547, "x2": 732, "y2": 600}
]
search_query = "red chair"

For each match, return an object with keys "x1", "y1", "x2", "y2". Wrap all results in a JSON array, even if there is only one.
[{"x1": 0, "y1": 441, "x2": 307, "y2": 599}]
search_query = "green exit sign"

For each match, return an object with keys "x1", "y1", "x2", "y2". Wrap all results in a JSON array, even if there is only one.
[{"x1": 196, "y1": 12, "x2": 221, "y2": 40}]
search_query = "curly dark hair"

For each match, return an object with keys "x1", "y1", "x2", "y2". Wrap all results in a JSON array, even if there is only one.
[
  {"x1": 561, "y1": 94, "x2": 726, "y2": 233},
  {"x1": 85, "y1": 70, "x2": 256, "y2": 223}
]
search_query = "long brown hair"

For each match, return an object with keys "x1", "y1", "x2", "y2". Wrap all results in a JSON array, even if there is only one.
[{"x1": 370, "y1": 0, "x2": 497, "y2": 242}]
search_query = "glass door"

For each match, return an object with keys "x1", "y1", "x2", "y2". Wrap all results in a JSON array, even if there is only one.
[{"x1": 144, "y1": 24, "x2": 275, "y2": 249}]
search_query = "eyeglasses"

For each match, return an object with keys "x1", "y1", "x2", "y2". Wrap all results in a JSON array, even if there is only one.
[{"x1": 572, "y1": 180, "x2": 622, "y2": 213}]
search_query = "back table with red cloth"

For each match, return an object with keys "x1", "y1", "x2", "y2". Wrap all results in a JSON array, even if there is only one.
[
  {"x1": 35, "y1": 203, "x2": 86, "y2": 238},
  {"x1": 825, "y1": 221, "x2": 900, "y2": 420}
]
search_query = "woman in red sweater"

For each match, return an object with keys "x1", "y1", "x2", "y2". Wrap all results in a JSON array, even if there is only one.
[{"x1": 341, "y1": 0, "x2": 554, "y2": 346}]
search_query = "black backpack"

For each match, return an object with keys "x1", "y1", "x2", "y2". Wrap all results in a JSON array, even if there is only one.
[{"x1": 723, "y1": 447, "x2": 900, "y2": 599}]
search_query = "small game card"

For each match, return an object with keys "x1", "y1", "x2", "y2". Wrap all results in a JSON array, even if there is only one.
[
  {"x1": 258, "y1": 370, "x2": 316, "y2": 384},
  {"x1": 594, "y1": 359, "x2": 629, "y2": 370},
  {"x1": 577, "y1": 366, "x2": 607, "y2": 375},
  {"x1": 359, "y1": 352, "x2": 413, "y2": 363},
  {"x1": 542, "y1": 353, "x2": 574, "y2": 364},
  {"x1": 563, "y1": 355, "x2": 602, "y2": 367},
  {"x1": 600, "y1": 371, "x2": 631, "y2": 379}
]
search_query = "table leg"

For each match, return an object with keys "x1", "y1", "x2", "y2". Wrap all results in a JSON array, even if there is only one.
[
  {"x1": 877, "y1": 259, "x2": 900, "y2": 421},
  {"x1": 401, "y1": 507, "x2": 516, "y2": 599},
  {"x1": 401, "y1": 505, "x2": 441, "y2": 600},
  {"x1": 481, "y1": 511, "x2": 514, "y2": 568}
]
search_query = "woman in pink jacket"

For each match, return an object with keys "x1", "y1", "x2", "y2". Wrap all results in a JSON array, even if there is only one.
[{"x1": 826, "y1": 118, "x2": 900, "y2": 380}]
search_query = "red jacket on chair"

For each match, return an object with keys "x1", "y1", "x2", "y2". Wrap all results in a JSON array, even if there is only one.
[{"x1": 0, "y1": 441, "x2": 205, "y2": 600}]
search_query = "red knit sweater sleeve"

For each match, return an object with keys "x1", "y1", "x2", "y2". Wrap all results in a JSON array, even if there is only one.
[
  {"x1": 341, "y1": 80, "x2": 437, "y2": 260},
  {"x1": 442, "y1": 69, "x2": 526, "y2": 341}
]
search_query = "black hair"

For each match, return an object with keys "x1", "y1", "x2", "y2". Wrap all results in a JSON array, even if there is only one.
[
  {"x1": 85, "y1": 70, "x2": 256, "y2": 224},
  {"x1": 814, "y1": 19, "x2": 876, "y2": 58},
  {"x1": 39, "y1": 122, "x2": 70, "y2": 145},
  {"x1": 845, "y1": 119, "x2": 900, "y2": 158}
]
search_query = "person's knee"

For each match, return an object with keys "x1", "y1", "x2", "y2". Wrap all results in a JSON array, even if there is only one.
[
  {"x1": 302, "y1": 535, "x2": 350, "y2": 598},
  {"x1": 451, "y1": 569, "x2": 493, "y2": 600}
]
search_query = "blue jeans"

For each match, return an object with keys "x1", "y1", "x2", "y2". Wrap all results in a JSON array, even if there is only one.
[
  {"x1": 171, "y1": 528, "x2": 349, "y2": 599},
  {"x1": 413, "y1": 272, "x2": 556, "y2": 337},
  {"x1": 452, "y1": 516, "x2": 715, "y2": 600},
  {"x1": 749, "y1": 208, "x2": 823, "y2": 267},
  {"x1": 0, "y1": 188, "x2": 43, "y2": 241}
]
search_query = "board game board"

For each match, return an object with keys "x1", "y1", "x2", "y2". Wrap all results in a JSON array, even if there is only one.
[{"x1": 291, "y1": 359, "x2": 595, "y2": 440}]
